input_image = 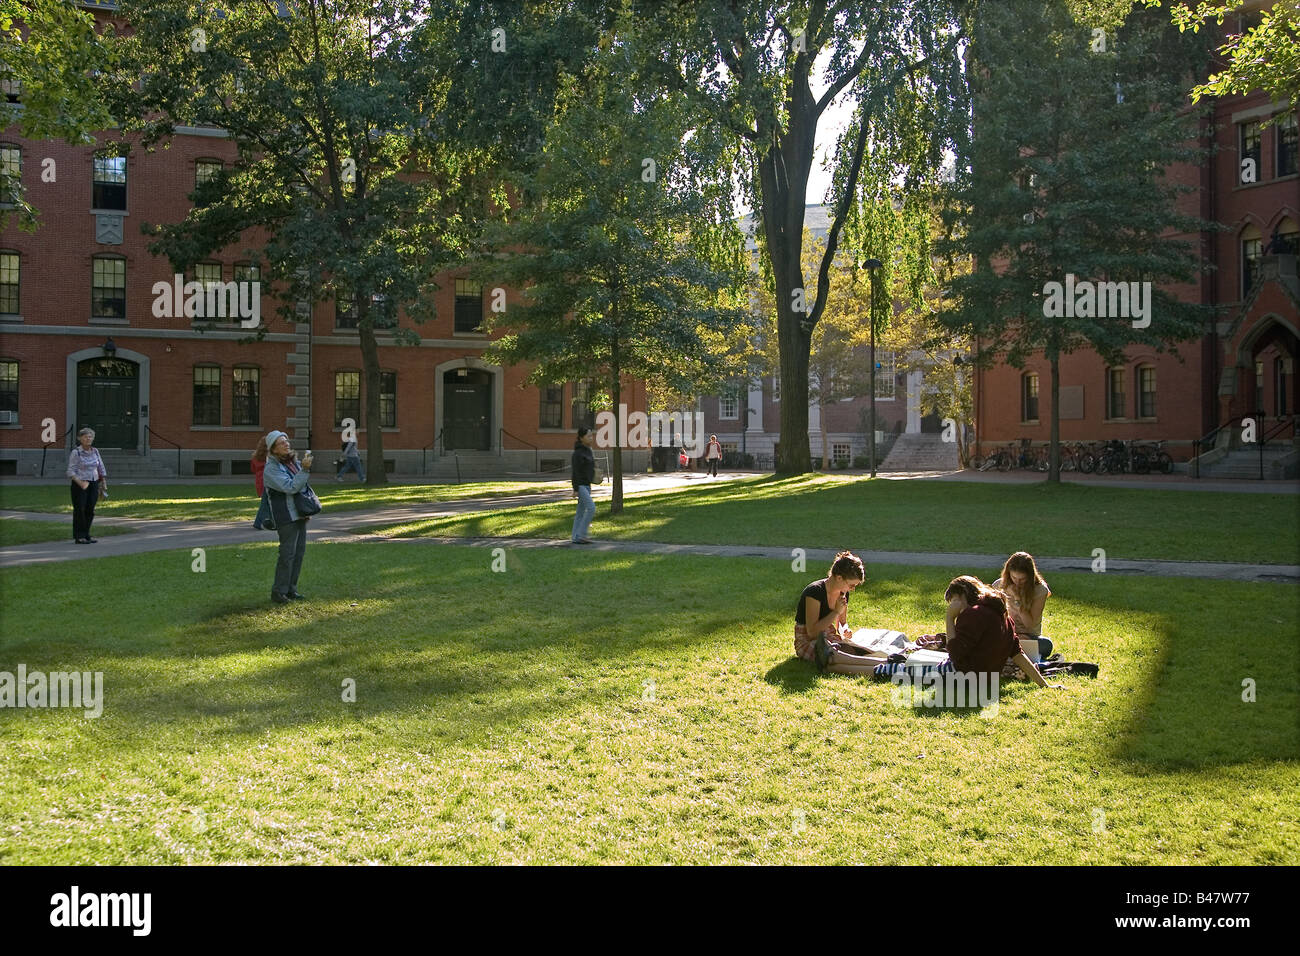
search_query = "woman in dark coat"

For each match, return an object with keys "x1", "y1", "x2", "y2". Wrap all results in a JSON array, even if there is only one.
[{"x1": 570, "y1": 426, "x2": 596, "y2": 544}]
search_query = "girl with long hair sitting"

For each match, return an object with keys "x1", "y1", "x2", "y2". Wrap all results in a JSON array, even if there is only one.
[{"x1": 993, "y1": 551, "x2": 1054, "y2": 658}]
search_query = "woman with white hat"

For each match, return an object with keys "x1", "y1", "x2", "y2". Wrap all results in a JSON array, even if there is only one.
[{"x1": 259, "y1": 429, "x2": 314, "y2": 603}]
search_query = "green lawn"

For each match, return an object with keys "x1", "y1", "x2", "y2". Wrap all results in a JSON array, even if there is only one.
[
  {"x1": 366, "y1": 475, "x2": 1300, "y2": 565},
  {"x1": 1, "y1": 542, "x2": 1295, "y2": 864},
  {"x1": 0, "y1": 479, "x2": 568, "y2": 522},
  {"x1": 0, "y1": 517, "x2": 134, "y2": 547}
]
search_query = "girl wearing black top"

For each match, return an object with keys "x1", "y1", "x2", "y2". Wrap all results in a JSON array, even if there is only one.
[
  {"x1": 794, "y1": 551, "x2": 877, "y2": 674},
  {"x1": 570, "y1": 426, "x2": 597, "y2": 544}
]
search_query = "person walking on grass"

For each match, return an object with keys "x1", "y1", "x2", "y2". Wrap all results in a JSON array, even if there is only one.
[
  {"x1": 67, "y1": 427, "x2": 108, "y2": 544},
  {"x1": 570, "y1": 426, "x2": 596, "y2": 545},
  {"x1": 261, "y1": 429, "x2": 314, "y2": 603},
  {"x1": 704, "y1": 434, "x2": 722, "y2": 477},
  {"x1": 337, "y1": 437, "x2": 365, "y2": 482}
]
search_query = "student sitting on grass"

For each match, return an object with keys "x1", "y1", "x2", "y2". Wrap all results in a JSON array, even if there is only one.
[
  {"x1": 794, "y1": 551, "x2": 880, "y2": 675},
  {"x1": 993, "y1": 551, "x2": 1053, "y2": 658},
  {"x1": 944, "y1": 576, "x2": 1061, "y2": 689}
]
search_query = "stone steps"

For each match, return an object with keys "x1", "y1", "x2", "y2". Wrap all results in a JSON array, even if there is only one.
[{"x1": 879, "y1": 433, "x2": 959, "y2": 472}]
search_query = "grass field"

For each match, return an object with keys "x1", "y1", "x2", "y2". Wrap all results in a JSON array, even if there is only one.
[
  {"x1": 0, "y1": 517, "x2": 134, "y2": 547},
  {"x1": 365, "y1": 474, "x2": 1300, "y2": 565},
  {"x1": 1, "y1": 541, "x2": 1295, "y2": 864},
  {"x1": 0, "y1": 479, "x2": 567, "y2": 522}
]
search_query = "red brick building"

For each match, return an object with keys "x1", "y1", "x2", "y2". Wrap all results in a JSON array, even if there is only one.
[
  {"x1": 0, "y1": 2, "x2": 647, "y2": 479},
  {"x1": 972, "y1": 4, "x2": 1299, "y2": 476}
]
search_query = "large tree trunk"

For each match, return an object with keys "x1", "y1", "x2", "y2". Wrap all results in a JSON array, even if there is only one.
[
  {"x1": 756, "y1": 75, "x2": 818, "y2": 476},
  {"x1": 357, "y1": 308, "x2": 387, "y2": 485}
]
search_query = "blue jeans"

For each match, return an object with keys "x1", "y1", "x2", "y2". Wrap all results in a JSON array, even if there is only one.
[
  {"x1": 571, "y1": 484, "x2": 595, "y2": 541},
  {"x1": 337, "y1": 456, "x2": 365, "y2": 481}
]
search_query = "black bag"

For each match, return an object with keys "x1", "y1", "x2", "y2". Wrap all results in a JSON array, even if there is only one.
[{"x1": 294, "y1": 486, "x2": 322, "y2": 516}]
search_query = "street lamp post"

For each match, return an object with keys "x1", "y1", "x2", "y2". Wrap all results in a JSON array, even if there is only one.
[{"x1": 863, "y1": 258, "x2": 882, "y2": 478}]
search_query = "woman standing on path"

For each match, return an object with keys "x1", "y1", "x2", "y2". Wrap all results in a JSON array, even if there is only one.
[
  {"x1": 262, "y1": 429, "x2": 314, "y2": 603},
  {"x1": 704, "y1": 434, "x2": 722, "y2": 477},
  {"x1": 570, "y1": 426, "x2": 596, "y2": 544},
  {"x1": 67, "y1": 427, "x2": 107, "y2": 544}
]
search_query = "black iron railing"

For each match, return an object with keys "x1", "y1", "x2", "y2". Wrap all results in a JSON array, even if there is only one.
[{"x1": 145, "y1": 425, "x2": 182, "y2": 475}]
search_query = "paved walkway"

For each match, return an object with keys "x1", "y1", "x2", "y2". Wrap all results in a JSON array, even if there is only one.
[{"x1": 2, "y1": 470, "x2": 1295, "y2": 582}]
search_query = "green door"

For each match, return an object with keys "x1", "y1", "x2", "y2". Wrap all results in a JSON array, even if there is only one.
[
  {"x1": 77, "y1": 357, "x2": 139, "y2": 450},
  {"x1": 443, "y1": 370, "x2": 491, "y2": 450}
]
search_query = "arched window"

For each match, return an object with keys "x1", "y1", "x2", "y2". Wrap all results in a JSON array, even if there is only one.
[
  {"x1": 1241, "y1": 225, "x2": 1262, "y2": 298},
  {"x1": 1021, "y1": 372, "x2": 1039, "y2": 423},
  {"x1": 1276, "y1": 356, "x2": 1290, "y2": 417},
  {"x1": 1136, "y1": 365, "x2": 1156, "y2": 419},
  {"x1": 1106, "y1": 367, "x2": 1127, "y2": 419},
  {"x1": 1270, "y1": 217, "x2": 1298, "y2": 257}
]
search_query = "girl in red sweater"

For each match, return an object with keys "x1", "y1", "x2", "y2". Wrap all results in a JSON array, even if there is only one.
[{"x1": 251, "y1": 436, "x2": 269, "y2": 497}]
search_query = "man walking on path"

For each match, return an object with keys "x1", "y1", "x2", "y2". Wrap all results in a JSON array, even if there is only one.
[{"x1": 337, "y1": 439, "x2": 365, "y2": 482}]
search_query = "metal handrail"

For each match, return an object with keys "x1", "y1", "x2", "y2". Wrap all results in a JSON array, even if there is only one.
[
  {"x1": 1192, "y1": 411, "x2": 1258, "y2": 478},
  {"x1": 421, "y1": 432, "x2": 438, "y2": 476},
  {"x1": 145, "y1": 425, "x2": 182, "y2": 476},
  {"x1": 39, "y1": 425, "x2": 75, "y2": 476},
  {"x1": 499, "y1": 427, "x2": 540, "y2": 472},
  {"x1": 1257, "y1": 416, "x2": 1297, "y2": 480}
]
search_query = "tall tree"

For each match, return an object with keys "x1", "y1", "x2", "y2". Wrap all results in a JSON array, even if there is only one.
[
  {"x1": 1169, "y1": 0, "x2": 1300, "y2": 106},
  {"x1": 1, "y1": 0, "x2": 116, "y2": 226},
  {"x1": 110, "y1": 0, "x2": 601, "y2": 482},
  {"x1": 480, "y1": 49, "x2": 753, "y2": 513},
  {"x1": 939, "y1": 0, "x2": 1215, "y2": 480},
  {"x1": 635, "y1": 0, "x2": 968, "y2": 474}
]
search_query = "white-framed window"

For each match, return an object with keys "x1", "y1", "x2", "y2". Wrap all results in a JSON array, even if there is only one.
[
  {"x1": 873, "y1": 350, "x2": 896, "y2": 400},
  {"x1": 719, "y1": 395, "x2": 738, "y2": 420},
  {"x1": 721, "y1": 442, "x2": 738, "y2": 455},
  {"x1": 771, "y1": 374, "x2": 780, "y2": 402},
  {"x1": 832, "y1": 442, "x2": 851, "y2": 465}
]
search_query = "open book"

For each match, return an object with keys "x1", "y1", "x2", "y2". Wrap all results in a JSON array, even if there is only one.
[{"x1": 846, "y1": 628, "x2": 910, "y2": 660}]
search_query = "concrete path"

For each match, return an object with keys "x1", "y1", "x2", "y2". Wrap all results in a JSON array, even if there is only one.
[
  {"x1": 342, "y1": 536, "x2": 1299, "y2": 584},
  {"x1": 2, "y1": 468, "x2": 1295, "y2": 583}
]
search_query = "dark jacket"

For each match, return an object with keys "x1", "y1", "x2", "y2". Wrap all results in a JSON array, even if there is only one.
[
  {"x1": 947, "y1": 598, "x2": 1019, "y2": 676},
  {"x1": 571, "y1": 443, "x2": 595, "y2": 489}
]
